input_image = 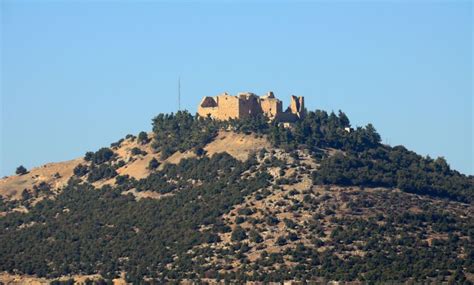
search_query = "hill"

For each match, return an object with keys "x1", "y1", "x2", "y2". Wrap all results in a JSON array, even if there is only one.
[{"x1": 0, "y1": 110, "x2": 473, "y2": 284}]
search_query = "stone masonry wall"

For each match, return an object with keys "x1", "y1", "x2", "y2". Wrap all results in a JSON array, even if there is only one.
[
  {"x1": 260, "y1": 98, "x2": 282, "y2": 120},
  {"x1": 197, "y1": 92, "x2": 305, "y2": 122},
  {"x1": 216, "y1": 95, "x2": 240, "y2": 119},
  {"x1": 239, "y1": 95, "x2": 262, "y2": 118}
]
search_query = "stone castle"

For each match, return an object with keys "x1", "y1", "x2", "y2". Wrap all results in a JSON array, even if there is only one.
[{"x1": 197, "y1": 91, "x2": 305, "y2": 122}]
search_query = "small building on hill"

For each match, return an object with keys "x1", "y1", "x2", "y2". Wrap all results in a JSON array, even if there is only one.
[{"x1": 197, "y1": 91, "x2": 305, "y2": 122}]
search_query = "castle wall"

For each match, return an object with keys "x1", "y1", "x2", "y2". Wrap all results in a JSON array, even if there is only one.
[
  {"x1": 197, "y1": 92, "x2": 304, "y2": 122},
  {"x1": 216, "y1": 95, "x2": 240, "y2": 120},
  {"x1": 289, "y1": 95, "x2": 305, "y2": 118},
  {"x1": 260, "y1": 98, "x2": 282, "y2": 119},
  {"x1": 290, "y1": 95, "x2": 299, "y2": 114},
  {"x1": 239, "y1": 95, "x2": 261, "y2": 118},
  {"x1": 198, "y1": 106, "x2": 219, "y2": 118},
  {"x1": 197, "y1": 97, "x2": 219, "y2": 118},
  {"x1": 275, "y1": 112, "x2": 299, "y2": 123}
]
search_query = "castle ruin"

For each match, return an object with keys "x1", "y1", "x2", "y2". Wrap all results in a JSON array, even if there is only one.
[{"x1": 197, "y1": 91, "x2": 305, "y2": 122}]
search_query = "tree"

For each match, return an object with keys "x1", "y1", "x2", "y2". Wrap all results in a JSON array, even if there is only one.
[
  {"x1": 231, "y1": 226, "x2": 247, "y2": 242},
  {"x1": 21, "y1": 189, "x2": 31, "y2": 201},
  {"x1": 338, "y1": 110, "x2": 350, "y2": 127},
  {"x1": 84, "y1": 148, "x2": 115, "y2": 164},
  {"x1": 195, "y1": 147, "x2": 206, "y2": 157},
  {"x1": 16, "y1": 165, "x2": 28, "y2": 175},
  {"x1": 115, "y1": 175, "x2": 130, "y2": 185},
  {"x1": 365, "y1": 123, "x2": 381, "y2": 146},
  {"x1": 73, "y1": 164, "x2": 89, "y2": 177},
  {"x1": 249, "y1": 229, "x2": 263, "y2": 243},
  {"x1": 138, "y1": 131, "x2": 149, "y2": 145},
  {"x1": 148, "y1": 158, "x2": 160, "y2": 170}
]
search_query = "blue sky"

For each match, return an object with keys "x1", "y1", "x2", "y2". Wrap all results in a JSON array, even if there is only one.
[{"x1": 1, "y1": 1, "x2": 472, "y2": 176}]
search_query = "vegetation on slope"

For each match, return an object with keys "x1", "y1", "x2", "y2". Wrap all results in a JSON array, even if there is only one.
[
  {"x1": 151, "y1": 110, "x2": 474, "y2": 203},
  {"x1": 0, "y1": 153, "x2": 271, "y2": 281},
  {"x1": 0, "y1": 109, "x2": 473, "y2": 283},
  {"x1": 0, "y1": 150, "x2": 472, "y2": 283}
]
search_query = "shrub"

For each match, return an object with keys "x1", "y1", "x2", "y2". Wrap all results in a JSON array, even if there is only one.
[
  {"x1": 115, "y1": 160, "x2": 126, "y2": 168},
  {"x1": 131, "y1": 147, "x2": 147, "y2": 156},
  {"x1": 235, "y1": 216, "x2": 245, "y2": 224},
  {"x1": 266, "y1": 216, "x2": 279, "y2": 226},
  {"x1": 283, "y1": 218, "x2": 297, "y2": 229},
  {"x1": 276, "y1": 236, "x2": 287, "y2": 246},
  {"x1": 110, "y1": 138, "x2": 124, "y2": 148},
  {"x1": 237, "y1": 208, "x2": 254, "y2": 216},
  {"x1": 287, "y1": 232, "x2": 299, "y2": 241},
  {"x1": 115, "y1": 175, "x2": 130, "y2": 185}
]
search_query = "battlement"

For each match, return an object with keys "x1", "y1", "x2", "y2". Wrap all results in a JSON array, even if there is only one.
[{"x1": 197, "y1": 91, "x2": 305, "y2": 122}]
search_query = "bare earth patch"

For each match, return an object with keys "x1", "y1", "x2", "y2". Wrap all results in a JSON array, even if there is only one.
[
  {"x1": 0, "y1": 272, "x2": 119, "y2": 285},
  {"x1": 204, "y1": 131, "x2": 271, "y2": 161},
  {"x1": 122, "y1": 188, "x2": 172, "y2": 201}
]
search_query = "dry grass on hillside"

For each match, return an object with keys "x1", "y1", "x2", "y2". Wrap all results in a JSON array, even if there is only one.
[
  {"x1": 0, "y1": 272, "x2": 127, "y2": 285},
  {"x1": 1, "y1": 130, "x2": 272, "y2": 202},
  {"x1": 205, "y1": 131, "x2": 271, "y2": 161},
  {"x1": 160, "y1": 131, "x2": 271, "y2": 166},
  {"x1": 0, "y1": 158, "x2": 83, "y2": 200}
]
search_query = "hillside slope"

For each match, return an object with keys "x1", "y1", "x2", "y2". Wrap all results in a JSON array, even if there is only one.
[
  {"x1": 0, "y1": 158, "x2": 83, "y2": 201},
  {"x1": 0, "y1": 110, "x2": 472, "y2": 284},
  {"x1": 0, "y1": 130, "x2": 269, "y2": 208}
]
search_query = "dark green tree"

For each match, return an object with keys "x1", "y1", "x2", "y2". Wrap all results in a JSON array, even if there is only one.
[
  {"x1": 15, "y1": 165, "x2": 28, "y2": 175},
  {"x1": 231, "y1": 226, "x2": 248, "y2": 242},
  {"x1": 138, "y1": 131, "x2": 149, "y2": 145},
  {"x1": 148, "y1": 158, "x2": 160, "y2": 170}
]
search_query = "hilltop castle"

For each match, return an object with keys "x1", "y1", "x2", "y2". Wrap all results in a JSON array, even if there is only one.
[{"x1": 197, "y1": 91, "x2": 305, "y2": 122}]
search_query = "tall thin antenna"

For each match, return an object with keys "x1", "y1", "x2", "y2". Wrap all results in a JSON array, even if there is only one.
[{"x1": 178, "y1": 76, "x2": 181, "y2": 111}]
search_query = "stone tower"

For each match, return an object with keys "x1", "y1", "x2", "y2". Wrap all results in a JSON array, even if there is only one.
[{"x1": 289, "y1": 95, "x2": 305, "y2": 119}]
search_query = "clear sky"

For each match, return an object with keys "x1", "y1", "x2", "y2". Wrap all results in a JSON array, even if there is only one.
[{"x1": 1, "y1": 1, "x2": 472, "y2": 176}]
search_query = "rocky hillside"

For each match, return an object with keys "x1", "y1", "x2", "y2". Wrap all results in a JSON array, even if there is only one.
[{"x1": 0, "y1": 110, "x2": 472, "y2": 284}]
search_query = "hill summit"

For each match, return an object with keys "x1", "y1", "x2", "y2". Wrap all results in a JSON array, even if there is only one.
[{"x1": 0, "y1": 107, "x2": 473, "y2": 284}]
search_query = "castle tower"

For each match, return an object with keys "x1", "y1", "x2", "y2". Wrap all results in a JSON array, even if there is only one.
[
  {"x1": 260, "y1": 91, "x2": 282, "y2": 119},
  {"x1": 290, "y1": 95, "x2": 305, "y2": 118}
]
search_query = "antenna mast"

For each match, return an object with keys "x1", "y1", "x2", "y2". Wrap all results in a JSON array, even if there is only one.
[{"x1": 178, "y1": 77, "x2": 181, "y2": 111}]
